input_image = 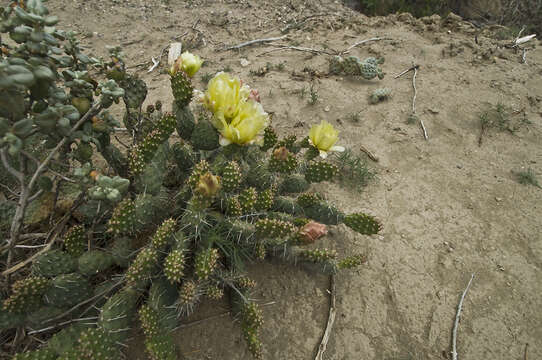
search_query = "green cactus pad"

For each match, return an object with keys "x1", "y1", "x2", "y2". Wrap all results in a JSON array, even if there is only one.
[
  {"x1": 12, "y1": 348, "x2": 57, "y2": 360},
  {"x1": 255, "y1": 218, "x2": 296, "y2": 239},
  {"x1": 139, "y1": 304, "x2": 160, "y2": 338},
  {"x1": 129, "y1": 113, "x2": 176, "y2": 175},
  {"x1": 261, "y1": 126, "x2": 277, "y2": 151},
  {"x1": 272, "y1": 196, "x2": 303, "y2": 215},
  {"x1": 206, "y1": 284, "x2": 224, "y2": 300},
  {"x1": 77, "y1": 327, "x2": 120, "y2": 360},
  {"x1": 107, "y1": 198, "x2": 136, "y2": 235},
  {"x1": 344, "y1": 212, "x2": 382, "y2": 235},
  {"x1": 176, "y1": 280, "x2": 200, "y2": 316},
  {"x1": 171, "y1": 142, "x2": 195, "y2": 171},
  {"x1": 194, "y1": 248, "x2": 220, "y2": 280},
  {"x1": 300, "y1": 248, "x2": 338, "y2": 263},
  {"x1": 268, "y1": 147, "x2": 298, "y2": 174},
  {"x1": 145, "y1": 334, "x2": 177, "y2": 360},
  {"x1": 0, "y1": 308, "x2": 26, "y2": 330},
  {"x1": 2, "y1": 276, "x2": 50, "y2": 313},
  {"x1": 63, "y1": 225, "x2": 86, "y2": 257},
  {"x1": 126, "y1": 247, "x2": 159, "y2": 286},
  {"x1": 305, "y1": 161, "x2": 338, "y2": 183},
  {"x1": 302, "y1": 201, "x2": 345, "y2": 225},
  {"x1": 280, "y1": 174, "x2": 310, "y2": 194},
  {"x1": 110, "y1": 237, "x2": 134, "y2": 268},
  {"x1": 48, "y1": 323, "x2": 88, "y2": 356},
  {"x1": 224, "y1": 196, "x2": 242, "y2": 217},
  {"x1": 369, "y1": 87, "x2": 392, "y2": 104},
  {"x1": 120, "y1": 74, "x2": 147, "y2": 110},
  {"x1": 150, "y1": 218, "x2": 176, "y2": 250},
  {"x1": 99, "y1": 287, "x2": 139, "y2": 342},
  {"x1": 221, "y1": 161, "x2": 242, "y2": 193},
  {"x1": 295, "y1": 192, "x2": 322, "y2": 208},
  {"x1": 255, "y1": 188, "x2": 274, "y2": 211},
  {"x1": 44, "y1": 273, "x2": 92, "y2": 307},
  {"x1": 78, "y1": 250, "x2": 115, "y2": 276},
  {"x1": 337, "y1": 254, "x2": 366, "y2": 269},
  {"x1": 191, "y1": 119, "x2": 219, "y2": 151},
  {"x1": 187, "y1": 160, "x2": 211, "y2": 189},
  {"x1": 32, "y1": 249, "x2": 77, "y2": 277},
  {"x1": 238, "y1": 187, "x2": 258, "y2": 214},
  {"x1": 173, "y1": 103, "x2": 195, "y2": 140},
  {"x1": 163, "y1": 249, "x2": 185, "y2": 284},
  {"x1": 170, "y1": 70, "x2": 193, "y2": 108}
]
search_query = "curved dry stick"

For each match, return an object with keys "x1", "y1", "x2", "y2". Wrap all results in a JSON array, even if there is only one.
[
  {"x1": 451, "y1": 273, "x2": 475, "y2": 360},
  {"x1": 315, "y1": 274, "x2": 336, "y2": 360}
]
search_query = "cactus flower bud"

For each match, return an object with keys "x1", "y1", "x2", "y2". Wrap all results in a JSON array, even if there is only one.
[{"x1": 195, "y1": 172, "x2": 221, "y2": 198}]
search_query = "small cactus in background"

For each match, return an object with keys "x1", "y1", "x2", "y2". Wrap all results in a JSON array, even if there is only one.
[
  {"x1": 369, "y1": 88, "x2": 392, "y2": 104},
  {"x1": 329, "y1": 56, "x2": 385, "y2": 79}
]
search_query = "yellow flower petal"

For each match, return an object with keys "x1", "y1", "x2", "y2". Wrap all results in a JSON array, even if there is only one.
[
  {"x1": 309, "y1": 120, "x2": 339, "y2": 152},
  {"x1": 203, "y1": 72, "x2": 250, "y2": 121},
  {"x1": 218, "y1": 100, "x2": 269, "y2": 145}
]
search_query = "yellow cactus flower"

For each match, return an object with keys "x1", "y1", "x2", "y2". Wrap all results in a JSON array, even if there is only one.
[
  {"x1": 215, "y1": 100, "x2": 269, "y2": 146},
  {"x1": 203, "y1": 72, "x2": 250, "y2": 121},
  {"x1": 308, "y1": 120, "x2": 345, "y2": 158},
  {"x1": 170, "y1": 52, "x2": 203, "y2": 77},
  {"x1": 179, "y1": 52, "x2": 203, "y2": 77}
]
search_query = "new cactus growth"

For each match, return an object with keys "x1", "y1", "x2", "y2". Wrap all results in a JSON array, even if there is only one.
[{"x1": 63, "y1": 225, "x2": 86, "y2": 257}]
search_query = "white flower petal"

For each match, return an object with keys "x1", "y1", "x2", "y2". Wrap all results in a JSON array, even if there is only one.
[
  {"x1": 219, "y1": 137, "x2": 232, "y2": 146},
  {"x1": 319, "y1": 150, "x2": 328, "y2": 159},
  {"x1": 330, "y1": 145, "x2": 345, "y2": 152}
]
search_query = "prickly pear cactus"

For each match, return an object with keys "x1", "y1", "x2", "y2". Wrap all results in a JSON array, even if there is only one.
[{"x1": 2, "y1": 3, "x2": 382, "y2": 358}]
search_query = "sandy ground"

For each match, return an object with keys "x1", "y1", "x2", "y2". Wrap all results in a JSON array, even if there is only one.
[{"x1": 44, "y1": 0, "x2": 542, "y2": 359}]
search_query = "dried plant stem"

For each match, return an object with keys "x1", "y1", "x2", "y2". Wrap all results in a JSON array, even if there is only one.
[
  {"x1": 226, "y1": 35, "x2": 287, "y2": 50},
  {"x1": 343, "y1": 37, "x2": 392, "y2": 54},
  {"x1": 315, "y1": 274, "x2": 336, "y2": 360},
  {"x1": 258, "y1": 45, "x2": 335, "y2": 57},
  {"x1": 411, "y1": 67, "x2": 428, "y2": 140},
  {"x1": 451, "y1": 273, "x2": 475, "y2": 360},
  {"x1": 359, "y1": 145, "x2": 379, "y2": 162}
]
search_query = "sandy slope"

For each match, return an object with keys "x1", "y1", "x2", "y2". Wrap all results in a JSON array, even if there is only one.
[{"x1": 46, "y1": 0, "x2": 542, "y2": 359}]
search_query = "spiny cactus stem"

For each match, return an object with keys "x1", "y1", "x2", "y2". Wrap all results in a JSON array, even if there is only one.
[{"x1": 2, "y1": 102, "x2": 102, "y2": 275}]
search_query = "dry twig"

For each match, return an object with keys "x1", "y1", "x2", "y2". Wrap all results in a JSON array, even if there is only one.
[
  {"x1": 359, "y1": 145, "x2": 379, "y2": 162},
  {"x1": 258, "y1": 45, "x2": 335, "y2": 57},
  {"x1": 451, "y1": 273, "x2": 475, "y2": 360},
  {"x1": 225, "y1": 35, "x2": 287, "y2": 50},
  {"x1": 342, "y1": 37, "x2": 392, "y2": 54},
  {"x1": 315, "y1": 274, "x2": 336, "y2": 360}
]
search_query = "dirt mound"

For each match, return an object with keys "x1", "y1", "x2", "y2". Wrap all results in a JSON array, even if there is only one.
[{"x1": 46, "y1": 0, "x2": 542, "y2": 359}]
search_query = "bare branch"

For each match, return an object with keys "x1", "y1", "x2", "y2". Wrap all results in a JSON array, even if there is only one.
[
  {"x1": 0, "y1": 149, "x2": 24, "y2": 182},
  {"x1": 343, "y1": 37, "x2": 392, "y2": 54},
  {"x1": 225, "y1": 35, "x2": 287, "y2": 50},
  {"x1": 315, "y1": 274, "x2": 336, "y2": 360}
]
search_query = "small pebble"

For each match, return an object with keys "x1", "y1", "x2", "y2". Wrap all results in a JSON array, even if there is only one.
[{"x1": 240, "y1": 58, "x2": 250, "y2": 67}]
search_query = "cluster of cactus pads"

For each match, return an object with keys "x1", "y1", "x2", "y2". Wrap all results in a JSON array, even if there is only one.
[
  {"x1": 329, "y1": 56, "x2": 385, "y2": 80},
  {"x1": 0, "y1": 2, "x2": 383, "y2": 359}
]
